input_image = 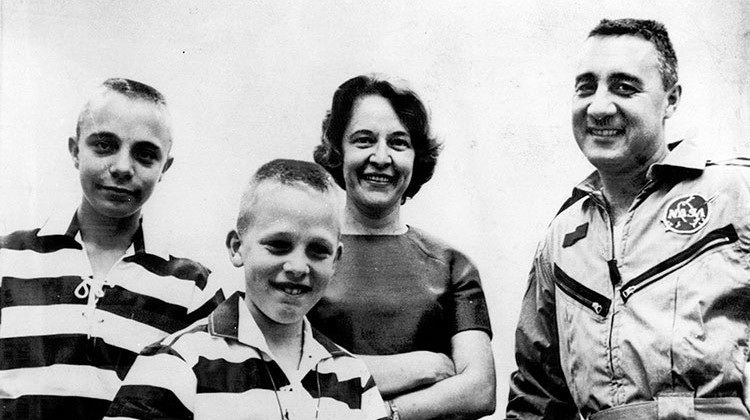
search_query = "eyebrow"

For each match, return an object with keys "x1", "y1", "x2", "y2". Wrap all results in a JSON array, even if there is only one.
[
  {"x1": 348, "y1": 129, "x2": 374, "y2": 136},
  {"x1": 609, "y1": 72, "x2": 643, "y2": 87},
  {"x1": 574, "y1": 72, "x2": 643, "y2": 87},
  {"x1": 85, "y1": 131, "x2": 119, "y2": 141}
]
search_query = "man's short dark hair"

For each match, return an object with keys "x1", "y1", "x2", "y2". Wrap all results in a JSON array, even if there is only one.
[
  {"x1": 236, "y1": 159, "x2": 338, "y2": 234},
  {"x1": 589, "y1": 19, "x2": 678, "y2": 90},
  {"x1": 76, "y1": 78, "x2": 168, "y2": 139},
  {"x1": 313, "y1": 74, "x2": 442, "y2": 202}
]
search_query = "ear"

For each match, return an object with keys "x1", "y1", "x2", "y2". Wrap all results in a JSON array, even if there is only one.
[
  {"x1": 226, "y1": 230, "x2": 244, "y2": 267},
  {"x1": 664, "y1": 84, "x2": 682, "y2": 120},
  {"x1": 68, "y1": 137, "x2": 80, "y2": 169},
  {"x1": 333, "y1": 242, "x2": 343, "y2": 264},
  {"x1": 159, "y1": 156, "x2": 174, "y2": 182}
]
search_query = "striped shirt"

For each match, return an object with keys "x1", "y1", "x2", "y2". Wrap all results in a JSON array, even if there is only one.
[
  {"x1": 0, "y1": 211, "x2": 224, "y2": 420},
  {"x1": 105, "y1": 292, "x2": 389, "y2": 420}
]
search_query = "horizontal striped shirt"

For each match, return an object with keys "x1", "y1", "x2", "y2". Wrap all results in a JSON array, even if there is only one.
[
  {"x1": 105, "y1": 292, "x2": 388, "y2": 420},
  {"x1": 0, "y1": 211, "x2": 225, "y2": 420}
]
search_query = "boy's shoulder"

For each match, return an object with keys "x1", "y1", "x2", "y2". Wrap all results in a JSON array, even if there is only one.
[{"x1": 311, "y1": 327, "x2": 355, "y2": 358}]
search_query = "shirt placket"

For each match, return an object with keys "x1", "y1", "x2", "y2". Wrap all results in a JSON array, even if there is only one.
[{"x1": 76, "y1": 255, "x2": 124, "y2": 338}]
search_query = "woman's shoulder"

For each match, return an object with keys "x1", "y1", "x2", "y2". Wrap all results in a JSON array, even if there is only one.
[{"x1": 405, "y1": 225, "x2": 473, "y2": 263}]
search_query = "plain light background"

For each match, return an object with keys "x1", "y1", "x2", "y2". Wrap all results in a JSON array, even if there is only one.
[{"x1": 2, "y1": 1, "x2": 749, "y2": 416}]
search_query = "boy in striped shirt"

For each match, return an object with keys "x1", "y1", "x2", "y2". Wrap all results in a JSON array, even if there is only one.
[
  {"x1": 0, "y1": 78, "x2": 223, "y2": 419},
  {"x1": 105, "y1": 159, "x2": 388, "y2": 420}
]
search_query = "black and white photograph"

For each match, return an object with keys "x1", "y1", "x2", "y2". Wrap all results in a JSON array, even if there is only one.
[{"x1": 1, "y1": 1, "x2": 749, "y2": 419}]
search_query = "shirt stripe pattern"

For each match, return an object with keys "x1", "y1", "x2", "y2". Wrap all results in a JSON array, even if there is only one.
[
  {"x1": 105, "y1": 293, "x2": 388, "y2": 420},
  {"x1": 0, "y1": 216, "x2": 224, "y2": 420}
]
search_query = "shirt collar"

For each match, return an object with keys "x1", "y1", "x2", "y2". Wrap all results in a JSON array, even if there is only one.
[
  {"x1": 208, "y1": 292, "x2": 346, "y2": 363},
  {"x1": 36, "y1": 208, "x2": 170, "y2": 259}
]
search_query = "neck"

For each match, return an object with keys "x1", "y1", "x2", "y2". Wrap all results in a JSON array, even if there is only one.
[
  {"x1": 77, "y1": 201, "x2": 140, "y2": 251},
  {"x1": 249, "y1": 304, "x2": 304, "y2": 371},
  {"x1": 598, "y1": 146, "x2": 667, "y2": 221},
  {"x1": 343, "y1": 198, "x2": 407, "y2": 235}
]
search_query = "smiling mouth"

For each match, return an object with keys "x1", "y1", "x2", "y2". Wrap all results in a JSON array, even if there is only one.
[
  {"x1": 272, "y1": 283, "x2": 312, "y2": 296},
  {"x1": 99, "y1": 185, "x2": 137, "y2": 200},
  {"x1": 100, "y1": 185, "x2": 135, "y2": 194},
  {"x1": 588, "y1": 128, "x2": 624, "y2": 137},
  {"x1": 361, "y1": 173, "x2": 395, "y2": 184}
]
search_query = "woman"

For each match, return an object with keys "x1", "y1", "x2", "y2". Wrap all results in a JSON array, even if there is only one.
[{"x1": 309, "y1": 74, "x2": 496, "y2": 420}]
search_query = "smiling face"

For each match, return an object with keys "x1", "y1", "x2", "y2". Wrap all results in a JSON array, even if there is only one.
[
  {"x1": 572, "y1": 35, "x2": 681, "y2": 174},
  {"x1": 341, "y1": 94, "x2": 415, "y2": 216},
  {"x1": 69, "y1": 91, "x2": 173, "y2": 220},
  {"x1": 227, "y1": 181, "x2": 342, "y2": 327}
]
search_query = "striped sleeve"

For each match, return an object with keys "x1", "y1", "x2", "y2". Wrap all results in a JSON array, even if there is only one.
[
  {"x1": 104, "y1": 345, "x2": 196, "y2": 420},
  {"x1": 361, "y1": 372, "x2": 389, "y2": 420}
]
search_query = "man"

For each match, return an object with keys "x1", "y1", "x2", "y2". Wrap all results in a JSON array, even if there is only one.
[
  {"x1": 507, "y1": 19, "x2": 750, "y2": 419},
  {"x1": 0, "y1": 78, "x2": 223, "y2": 419}
]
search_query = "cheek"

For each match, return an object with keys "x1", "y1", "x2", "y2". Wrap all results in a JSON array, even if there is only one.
[
  {"x1": 140, "y1": 167, "x2": 166, "y2": 187},
  {"x1": 311, "y1": 264, "x2": 335, "y2": 287},
  {"x1": 396, "y1": 152, "x2": 415, "y2": 177}
]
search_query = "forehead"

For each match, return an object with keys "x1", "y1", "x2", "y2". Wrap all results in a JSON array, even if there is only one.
[
  {"x1": 79, "y1": 91, "x2": 172, "y2": 149},
  {"x1": 576, "y1": 35, "x2": 662, "y2": 83},
  {"x1": 246, "y1": 181, "x2": 340, "y2": 234},
  {"x1": 347, "y1": 95, "x2": 406, "y2": 130}
]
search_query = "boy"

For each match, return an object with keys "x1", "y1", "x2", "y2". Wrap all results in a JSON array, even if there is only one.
[
  {"x1": 0, "y1": 78, "x2": 223, "y2": 419},
  {"x1": 105, "y1": 159, "x2": 388, "y2": 420}
]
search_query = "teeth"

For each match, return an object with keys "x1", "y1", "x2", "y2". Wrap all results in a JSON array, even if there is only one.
[
  {"x1": 590, "y1": 129, "x2": 621, "y2": 136},
  {"x1": 282, "y1": 287, "x2": 304, "y2": 296},
  {"x1": 363, "y1": 175, "x2": 392, "y2": 182}
]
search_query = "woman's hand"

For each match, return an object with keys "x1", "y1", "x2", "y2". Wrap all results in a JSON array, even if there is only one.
[{"x1": 371, "y1": 330, "x2": 496, "y2": 420}]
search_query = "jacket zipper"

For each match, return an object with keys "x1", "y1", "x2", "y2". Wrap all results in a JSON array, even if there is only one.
[
  {"x1": 553, "y1": 264, "x2": 611, "y2": 317},
  {"x1": 619, "y1": 224, "x2": 738, "y2": 302}
]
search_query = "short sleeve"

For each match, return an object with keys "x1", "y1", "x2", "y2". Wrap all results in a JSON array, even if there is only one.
[{"x1": 450, "y1": 250, "x2": 492, "y2": 338}]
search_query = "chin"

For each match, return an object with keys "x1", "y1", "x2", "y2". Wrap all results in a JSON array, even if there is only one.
[
  {"x1": 270, "y1": 308, "x2": 306, "y2": 325},
  {"x1": 94, "y1": 205, "x2": 141, "y2": 219}
]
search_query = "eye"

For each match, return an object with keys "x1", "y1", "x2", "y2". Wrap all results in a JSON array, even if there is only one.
[
  {"x1": 88, "y1": 136, "x2": 118, "y2": 154},
  {"x1": 348, "y1": 133, "x2": 376, "y2": 148},
  {"x1": 132, "y1": 145, "x2": 160, "y2": 165},
  {"x1": 574, "y1": 81, "x2": 596, "y2": 97},
  {"x1": 611, "y1": 82, "x2": 638, "y2": 96},
  {"x1": 263, "y1": 239, "x2": 292, "y2": 255},
  {"x1": 307, "y1": 242, "x2": 333, "y2": 261},
  {"x1": 388, "y1": 136, "x2": 412, "y2": 151}
]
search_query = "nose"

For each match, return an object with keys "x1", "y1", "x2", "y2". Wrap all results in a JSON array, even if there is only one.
[
  {"x1": 283, "y1": 252, "x2": 310, "y2": 280},
  {"x1": 368, "y1": 139, "x2": 392, "y2": 168},
  {"x1": 587, "y1": 89, "x2": 617, "y2": 120},
  {"x1": 109, "y1": 151, "x2": 135, "y2": 180}
]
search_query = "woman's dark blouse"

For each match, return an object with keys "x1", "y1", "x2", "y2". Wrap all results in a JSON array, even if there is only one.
[{"x1": 309, "y1": 226, "x2": 492, "y2": 356}]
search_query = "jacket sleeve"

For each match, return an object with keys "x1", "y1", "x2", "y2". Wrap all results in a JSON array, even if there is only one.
[{"x1": 506, "y1": 242, "x2": 578, "y2": 419}]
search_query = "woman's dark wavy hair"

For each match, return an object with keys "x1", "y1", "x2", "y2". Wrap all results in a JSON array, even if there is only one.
[{"x1": 313, "y1": 74, "x2": 442, "y2": 202}]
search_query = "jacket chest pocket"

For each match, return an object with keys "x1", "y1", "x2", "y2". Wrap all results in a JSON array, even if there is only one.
[
  {"x1": 553, "y1": 264, "x2": 611, "y2": 317},
  {"x1": 619, "y1": 224, "x2": 740, "y2": 303}
]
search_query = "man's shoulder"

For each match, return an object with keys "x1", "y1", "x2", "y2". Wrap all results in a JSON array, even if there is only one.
[
  {"x1": 706, "y1": 157, "x2": 750, "y2": 171},
  {"x1": 688, "y1": 156, "x2": 750, "y2": 191}
]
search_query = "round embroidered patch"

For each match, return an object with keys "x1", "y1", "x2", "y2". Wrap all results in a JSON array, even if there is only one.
[{"x1": 663, "y1": 194, "x2": 710, "y2": 234}]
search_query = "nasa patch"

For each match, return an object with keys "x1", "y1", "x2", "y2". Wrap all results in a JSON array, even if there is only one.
[{"x1": 662, "y1": 194, "x2": 710, "y2": 234}]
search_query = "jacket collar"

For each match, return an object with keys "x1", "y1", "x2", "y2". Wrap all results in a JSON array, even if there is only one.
[{"x1": 573, "y1": 139, "x2": 707, "y2": 197}]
